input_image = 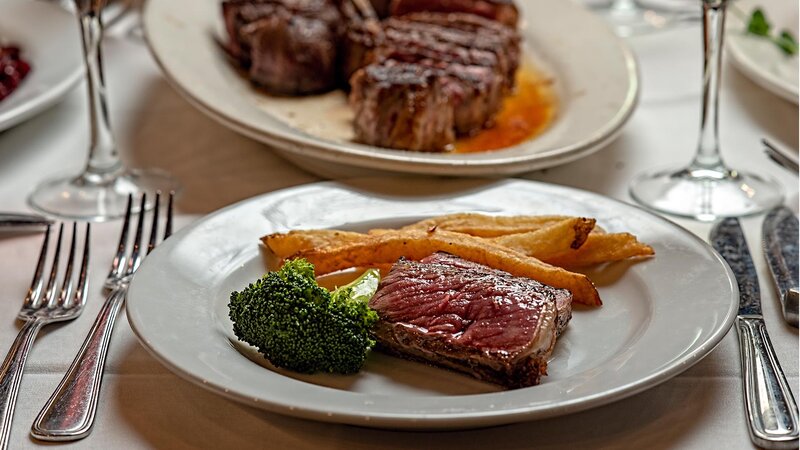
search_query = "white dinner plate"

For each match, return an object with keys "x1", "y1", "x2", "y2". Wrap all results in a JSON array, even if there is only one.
[
  {"x1": 141, "y1": 0, "x2": 639, "y2": 177},
  {"x1": 127, "y1": 178, "x2": 737, "y2": 430},
  {"x1": 0, "y1": 0, "x2": 83, "y2": 132},
  {"x1": 727, "y1": 0, "x2": 799, "y2": 104}
]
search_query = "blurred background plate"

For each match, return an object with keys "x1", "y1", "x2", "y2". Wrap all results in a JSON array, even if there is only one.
[
  {"x1": 727, "y1": 0, "x2": 799, "y2": 104},
  {"x1": 142, "y1": 0, "x2": 639, "y2": 177},
  {"x1": 0, "y1": 0, "x2": 83, "y2": 132}
]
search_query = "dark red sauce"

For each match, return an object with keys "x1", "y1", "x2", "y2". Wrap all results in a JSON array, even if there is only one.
[{"x1": 0, "y1": 45, "x2": 31, "y2": 102}]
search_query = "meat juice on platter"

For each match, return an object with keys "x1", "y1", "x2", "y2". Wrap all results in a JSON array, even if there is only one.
[{"x1": 222, "y1": 0, "x2": 554, "y2": 153}]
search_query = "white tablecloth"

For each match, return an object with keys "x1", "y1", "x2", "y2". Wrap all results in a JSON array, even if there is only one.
[{"x1": 0, "y1": 14, "x2": 797, "y2": 450}]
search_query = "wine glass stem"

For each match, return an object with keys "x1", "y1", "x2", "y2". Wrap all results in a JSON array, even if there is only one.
[
  {"x1": 692, "y1": 0, "x2": 727, "y2": 172},
  {"x1": 77, "y1": 4, "x2": 123, "y2": 184}
]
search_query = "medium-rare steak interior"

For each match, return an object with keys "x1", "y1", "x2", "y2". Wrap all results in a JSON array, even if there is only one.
[{"x1": 368, "y1": 252, "x2": 572, "y2": 388}]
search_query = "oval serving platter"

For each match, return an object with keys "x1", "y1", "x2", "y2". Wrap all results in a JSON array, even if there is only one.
[{"x1": 142, "y1": 0, "x2": 639, "y2": 177}]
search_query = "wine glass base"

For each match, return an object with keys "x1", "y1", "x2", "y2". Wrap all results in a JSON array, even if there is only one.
[
  {"x1": 629, "y1": 166, "x2": 784, "y2": 221},
  {"x1": 588, "y1": 3, "x2": 696, "y2": 37},
  {"x1": 28, "y1": 169, "x2": 180, "y2": 222}
]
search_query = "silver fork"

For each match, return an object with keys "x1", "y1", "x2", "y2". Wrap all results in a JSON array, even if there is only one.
[
  {"x1": 31, "y1": 192, "x2": 173, "y2": 442},
  {"x1": 0, "y1": 223, "x2": 90, "y2": 450}
]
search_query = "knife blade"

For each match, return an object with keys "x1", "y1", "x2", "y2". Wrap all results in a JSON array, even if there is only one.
[
  {"x1": 0, "y1": 213, "x2": 52, "y2": 232},
  {"x1": 763, "y1": 207, "x2": 799, "y2": 328},
  {"x1": 711, "y1": 218, "x2": 799, "y2": 449}
]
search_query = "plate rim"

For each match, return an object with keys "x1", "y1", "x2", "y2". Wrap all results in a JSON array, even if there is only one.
[
  {"x1": 140, "y1": 0, "x2": 640, "y2": 175},
  {"x1": 126, "y1": 178, "x2": 738, "y2": 429}
]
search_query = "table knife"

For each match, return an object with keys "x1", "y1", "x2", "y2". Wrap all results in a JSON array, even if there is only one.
[
  {"x1": 763, "y1": 207, "x2": 799, "y2": 328},
  {"x1": 711, "y1": 218, "x2": 799, "y2": 449},
  {"x1": 0, "y1": 213, "x2": 52, "y2": 231}
]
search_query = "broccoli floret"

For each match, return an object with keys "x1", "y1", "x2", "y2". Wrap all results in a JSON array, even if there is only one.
[{"x1": 228, "y1": 259, "x2": 380, "y2": 374}]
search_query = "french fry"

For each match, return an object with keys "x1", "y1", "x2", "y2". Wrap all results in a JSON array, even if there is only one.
[
  {"x1": 490, "y1": 218, "x2": 596, "y2": 259},
  {"x1": 295, "y1": 229, "x2": 602, "y2": 306},
  {"x1": 544, "y1": 232, "x2": 655, "y2": 268},
  {"x1": 400, "y1": 213, "x2": 573, "y2": 237},
  {"x1": 263, "y1": 229, "x2": 365, "y2": 259}
]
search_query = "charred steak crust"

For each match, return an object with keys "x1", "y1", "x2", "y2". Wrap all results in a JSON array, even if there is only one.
[
  {"x1": 222, "y1": 0, "x2": 343, "y2": 95},
  {"x1": 349, "y1": 62, "x2": 456, "y2": 152},
  {"x1": 344, "y1": 11, "x2": 520, "y2": 150},
  {"x1": 369, "y1": 253, "x2": 570, "y2": 388}
]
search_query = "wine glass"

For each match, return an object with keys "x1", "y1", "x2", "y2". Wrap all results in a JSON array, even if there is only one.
[
  {"x1": 28, "y1": 0, "x2": 178, "y2": 221},
  {"x1": 585, "y1": 0, "x2": 699, "y2": 36},
  {"x1": 629, "y1": 0, "x2": 783, "y2": 221}
]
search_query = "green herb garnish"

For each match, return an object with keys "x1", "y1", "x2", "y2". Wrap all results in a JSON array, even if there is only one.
[
  {"x1": 744, "y1": 8, "x2": 798, "y2": 56},
  {"x1": 746, "y1": 8, "x2": 770, "y2": 36},
  {"x1": 774, "y1": 31, "x2": 799, "y2": 56}
]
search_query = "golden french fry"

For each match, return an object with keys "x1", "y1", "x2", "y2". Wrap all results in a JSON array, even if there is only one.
[
  {"x1": 490, "y1": 218, "x2": 596, "y2": 259},
  {"x1": 263, "y1": 229, "x2": 365, "y2": 259},
  {"x1": 400, "y1": 213, "x2": 573, "y2": 237},
  {"x1": 295, "y1": 229, "x2": 602, "y2": 306},
  {"x1": 544, "y1": 232, "x2": 655, "y2": 268}
]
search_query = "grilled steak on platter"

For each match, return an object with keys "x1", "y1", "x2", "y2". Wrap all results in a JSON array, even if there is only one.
[
  {"x1": 349, "y1": 62, "x2": 457, "y2": 152},
  {"x1": 369, "y1": 253, "x2": 572, "y2": 388},
  {"x1": 222, "y1": 0, "x2": 342, "y2": 95},
  {"x1": 222, "y1": 0, "x2": 525, "y2": 152}
]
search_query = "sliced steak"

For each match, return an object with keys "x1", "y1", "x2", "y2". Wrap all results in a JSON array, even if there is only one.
[
  {"x1": 222, "y1": 0, "x2": 342, "y2": 95},
  {"x1": 390, "y1": 0, "x2": 520, "y2": 27},
  {"x1": 369, "y1": 253, "x2": 571, "y2": 388},
  {"x1": 398, "y1": 12, "x2": 520, "y2": 86},
  {"x1": 343, "y1": 13, "x2": 519, "y2": 90},
  {"x1": 344, "y1": 12, "x2": 518, "y2": 146},
  {"x1": 349, "y1": 62, "x2": 456, "y2": 151}
]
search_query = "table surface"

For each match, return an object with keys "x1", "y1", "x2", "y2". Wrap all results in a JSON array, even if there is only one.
[{"x1": 0, "y1": 10, "x2": 798, "y2": 450}]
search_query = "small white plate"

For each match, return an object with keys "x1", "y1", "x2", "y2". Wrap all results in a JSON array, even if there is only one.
[
  {"x1": 0, "y1": 0, "x2": 83, "y2": 132},
  {"x1": 141, "y1": 0, "x2": 639, "y2": 177},
  {"x1": 127, "y1": 178, "x2": 737, "y2": 430},
  {"x1": 727, "y1": 0, "x2": 799, "y2": 104}
]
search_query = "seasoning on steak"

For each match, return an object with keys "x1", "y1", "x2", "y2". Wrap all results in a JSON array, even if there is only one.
[
  {"x1": 344, "y1": 13, "x2": 519, "y2": 90},
  {"x1": 368, "y1": 253, "x2": 572, "y2": 388},
  {"x1": 222, "y1": 0, "x2": 342, "y2": 95},
  {"x1": 345, "y1": 11, "x2": 520, "y2": 150},
  {"x1": 349, "y1": 62, "x2": 456, "y2": 152},
  {"x1": 390, "y1": 0, "x2": 520, "y2": 27}
]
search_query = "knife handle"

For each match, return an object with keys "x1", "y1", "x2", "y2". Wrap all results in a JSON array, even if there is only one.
[{"x1": 736, "y1": 317, "x2": 799, "y2": 449}]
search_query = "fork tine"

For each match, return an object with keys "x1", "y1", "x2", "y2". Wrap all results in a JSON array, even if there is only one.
[
  {"x1": 56, "y1": 223, "x2": 78, "y2": 308},
  {"x1": 164, "y1": 191, "x2": 174, "y2": 239},
  {"x1": 72, "y1": 223, "x2": 91, "y2": 309},
  {"x1": 147, "y1": 192, "x2": 161, "y2": 255},
  {"x1": 109, "y1": 195, "x2": 134, "y2": 281},
  {"x1": 42, "y1": 223, "x2": 64, "y2": 309},
  {"x1": 127, "y1": 194, "x2": 147, "y2": 274},
  {"x1": 24, "y1": 224, "x2": 51, "y2": 308}
]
